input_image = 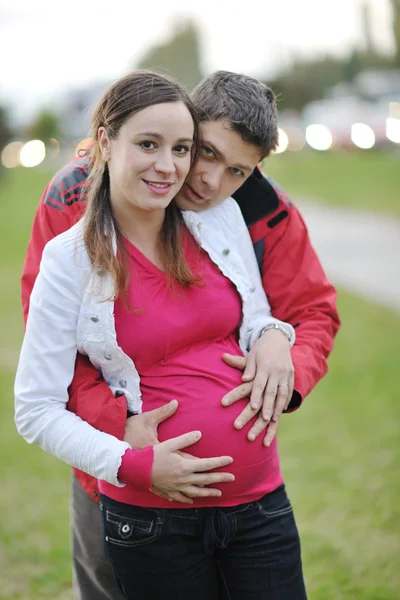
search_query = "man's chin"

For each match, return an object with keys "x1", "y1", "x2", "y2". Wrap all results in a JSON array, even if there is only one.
[{"x1": 175, "y1": 192, "x2": 204, "y2": 212}]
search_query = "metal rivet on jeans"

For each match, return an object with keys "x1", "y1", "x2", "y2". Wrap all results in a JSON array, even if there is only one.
[{"x1": 121, "y1": 524, "x2": 131, "y2": 534}]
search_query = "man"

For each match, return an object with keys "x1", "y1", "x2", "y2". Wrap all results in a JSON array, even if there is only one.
[{"x1": 22, "y1": 71, "x2": 340, "y2": 599}]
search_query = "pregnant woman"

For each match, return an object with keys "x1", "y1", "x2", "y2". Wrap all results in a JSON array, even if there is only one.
[{"x1": 15, "y1": 70, "x2": 305, "y2": 599}]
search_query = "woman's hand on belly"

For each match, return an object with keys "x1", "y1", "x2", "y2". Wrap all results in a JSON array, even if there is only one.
[
  {"x1": 124, "y1": 400, "x2": 179, "y2": 449},
  {"x1": 152, "y1": 431, "x2": 235, "y2": 503}
]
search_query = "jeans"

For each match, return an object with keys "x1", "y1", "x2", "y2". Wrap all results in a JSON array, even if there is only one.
[
  {"x1": 100, "y1": 484, "x2": 307, "y2": 600},
  {"x1": 71, "y1": 476, "x2": 124, "y2": 600}
]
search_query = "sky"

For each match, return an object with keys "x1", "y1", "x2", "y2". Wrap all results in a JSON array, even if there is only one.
[{"x1": 0, "y1": 0, "x2": 395, "y2": 124}]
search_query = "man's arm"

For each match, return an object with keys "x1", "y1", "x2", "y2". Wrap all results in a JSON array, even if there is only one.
[
  {"x1": 234, "y1": 169, "x2": 340, "y2": 410},
  {"x1": 21, "y1": 157, "x2": 127, "y2": 441},
  {"x1": 259, "y1": 185, "x2": 339, "y2": 409}
]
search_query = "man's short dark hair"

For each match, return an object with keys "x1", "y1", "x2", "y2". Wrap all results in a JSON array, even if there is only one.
[{"x1": 192, "y1": 70, "x2": 278, "y2": 159}]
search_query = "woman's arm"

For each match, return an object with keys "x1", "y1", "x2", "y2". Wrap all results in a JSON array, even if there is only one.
[
  {"x1": 15, "y1": 233, "x2": 132, "y2": 487},
  {"x1": 15, "y1": 232, "x2": 235, "y2": 499}
]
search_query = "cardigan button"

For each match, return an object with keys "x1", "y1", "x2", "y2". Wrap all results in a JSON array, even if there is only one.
[
  {"x1": 222, "y1": 248, "x2": 230, "y2": 256},
  {"x1": 119, "y1": 379, "x2": 127, "y2": 388},
  {"x1": 90, "y1": 316, "x2": 99, "y2": 323},
  {"x1": 249, "y1": 286, "x2": 256, "y2": 293},
  {"x1": 104, "y1": 351, "x2": 112, "y2": 360}
]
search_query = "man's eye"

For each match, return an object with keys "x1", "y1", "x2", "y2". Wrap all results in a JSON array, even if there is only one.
[
  {"x1": 201, "y1": 146, "x2": 214, "y2": 158},
  {"x1": 139, "y1": 141, "x2": 156, "y2": 150},
  {"x1": 174, "y1": 145, "x2": 190, "y2": 155},
  {"x1": 230, "y1": 167, "x2": 244, "y2": 177}
]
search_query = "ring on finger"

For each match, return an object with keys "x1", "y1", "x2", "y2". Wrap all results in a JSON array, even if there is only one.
[{"x1": 278, "y1": 383, "x2": 289, "y2": 388}]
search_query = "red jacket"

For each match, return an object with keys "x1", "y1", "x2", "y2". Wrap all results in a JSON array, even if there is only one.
[{"x1": 21, "y1": 157, "x2": 340, "y2": 500}]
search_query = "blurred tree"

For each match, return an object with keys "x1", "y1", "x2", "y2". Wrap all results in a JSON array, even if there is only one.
[
  {"x1": 361, "y1": 0, "x2": 375, "y2": 54},
  {"x1": 267, "y1": 51, "x2": 396, "y2": 111},
  {"x1": 136, "y1": 21, "x2": 203, "y2": 91},
  {"x1": 391, "y1": 0, "x2": 400, "y2": 66},
  {"x1": 0, "y1": 106, "x2": 13, "y2": 176},
  {"x1": 26, "y1": 110, "x2": 60, "y2": 142},
  {"x1": 0, "y1": 106, "x2": 12, "y2": 150}
]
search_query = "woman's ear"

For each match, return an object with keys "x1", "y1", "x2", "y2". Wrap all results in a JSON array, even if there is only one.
[{"x1": 98, "y1": 127, "x2": 111, "y2": 162}]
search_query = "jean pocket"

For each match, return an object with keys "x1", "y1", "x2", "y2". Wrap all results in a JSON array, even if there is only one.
[
  {"x1": 255, "y1": 486, "x2": 294, "y2": 519},
  {"x1": 104, "y1": 508, "x2": 162, "y2": 548}
]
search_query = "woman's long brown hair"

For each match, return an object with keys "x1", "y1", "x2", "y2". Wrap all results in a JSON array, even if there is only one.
[{"x1": 83, "y1": 70, "x2": 201, "y2": 304}]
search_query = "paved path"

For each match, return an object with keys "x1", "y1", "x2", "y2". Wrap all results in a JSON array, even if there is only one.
[{"x1": 296, "y1": 202, "x2": 400, "y2": 313}]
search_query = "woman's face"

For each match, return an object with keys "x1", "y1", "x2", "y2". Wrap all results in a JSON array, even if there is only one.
[{"x1": 99, "y1": 101, "x2": 195, "y2": 217}]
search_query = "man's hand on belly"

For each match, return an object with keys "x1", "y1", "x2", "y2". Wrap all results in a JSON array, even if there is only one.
[{"x1": 220, "y1": 331, "x2": 294, "y2": 447}]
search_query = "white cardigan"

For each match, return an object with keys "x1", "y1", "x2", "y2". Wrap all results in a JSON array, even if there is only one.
[{"x1": 14, "y1": 198, "x2": 294, "y2": 487}]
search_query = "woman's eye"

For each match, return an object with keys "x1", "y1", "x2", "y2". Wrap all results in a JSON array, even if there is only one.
[
  {"x1": 230, "y1": 167, "x2": 244, "y2": 177},
  {"x1": 201, "y1": 146, "x2": 214, "y2": 158},
  {"x1": 139, "y1": 141, "x2": 156, "y2": 150},
  {"x1": 174, "y1": 145, "x2": 190, "y2": 155}
]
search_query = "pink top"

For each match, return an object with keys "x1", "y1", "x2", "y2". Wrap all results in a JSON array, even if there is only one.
[{"x1": 99, "y1": 229, "x2": 283, "y2": 507}]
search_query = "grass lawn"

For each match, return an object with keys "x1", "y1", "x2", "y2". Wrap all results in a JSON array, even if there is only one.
[
  {"x1": 0, "y1": 167, "x2": 399, "y2": 598},
  {"x1": 263, "y1": 151, "x2": 400, "y2": 217}
]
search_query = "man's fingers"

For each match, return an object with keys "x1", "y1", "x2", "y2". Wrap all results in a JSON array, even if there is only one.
[
  {"x1": 221, "y1": 353, "x2": 246, "y2": 371},
  {"x1": 149, "y1": 400, "x2": 179, "y2": 426},
  {"x1": 164, "y1": 430, "x2": 202, "y2": 452},
  {"x1": 221, "y1": 382, "x2": 252, "y2": 407}
]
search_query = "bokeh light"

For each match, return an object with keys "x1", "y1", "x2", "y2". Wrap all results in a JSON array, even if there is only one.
[
  {"x1": 285, "y1": 126, "x2": 306, "y2": 151},
  {"x1": 350, "y1": 123, "x2": 376, "y2": 149},
  {"x1": 274, "y1": 128, "x2": 289, "y2": 154},
  {"x1": 1, "y1": 141, "x2": 24, "y2": 168},
  {"x1": 305, "y1": 124, "x2": 333, "y2": 151},
  {"x1": 386, "y1": 118, "x2": 400, "y2": 143},
  {"x1": 19, "y1": 140, "x2": 46, "y2": 168}
]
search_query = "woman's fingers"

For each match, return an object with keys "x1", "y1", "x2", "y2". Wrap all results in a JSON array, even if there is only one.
[
  {"x1": 261, "y1": 376, "x2": 279, "y2": 422},
  {"x1": 221, "y1": 381, "x2": 253, "y2": 407},
  {"x1": 187, "y1": 455, "x2": 233, "y2": 473},
  {"x1": 179, "y1": 485, "x2": 224, "y2": 498},
  {"x1": 189, "y1": 472, "x2": 235, "y2": 486}
]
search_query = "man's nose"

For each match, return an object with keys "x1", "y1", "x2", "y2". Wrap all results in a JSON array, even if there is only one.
[{"x1": 201, "y1": 166, "x2": 222, "y2": 192}]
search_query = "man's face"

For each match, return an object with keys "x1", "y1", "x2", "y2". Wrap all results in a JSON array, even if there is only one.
[{"x1": 176, "y1": 119, "x2": 262, "y2": 212}]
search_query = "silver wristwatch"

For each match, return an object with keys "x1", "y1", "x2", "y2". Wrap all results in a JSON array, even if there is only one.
[{"x1": 260, "y1": 322, "x2": 292, "y2": 343}]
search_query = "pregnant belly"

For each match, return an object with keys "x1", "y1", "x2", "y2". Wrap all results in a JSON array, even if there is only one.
[{"x1": 141, "y1": 378, "x2": 281, "y2": 504}]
